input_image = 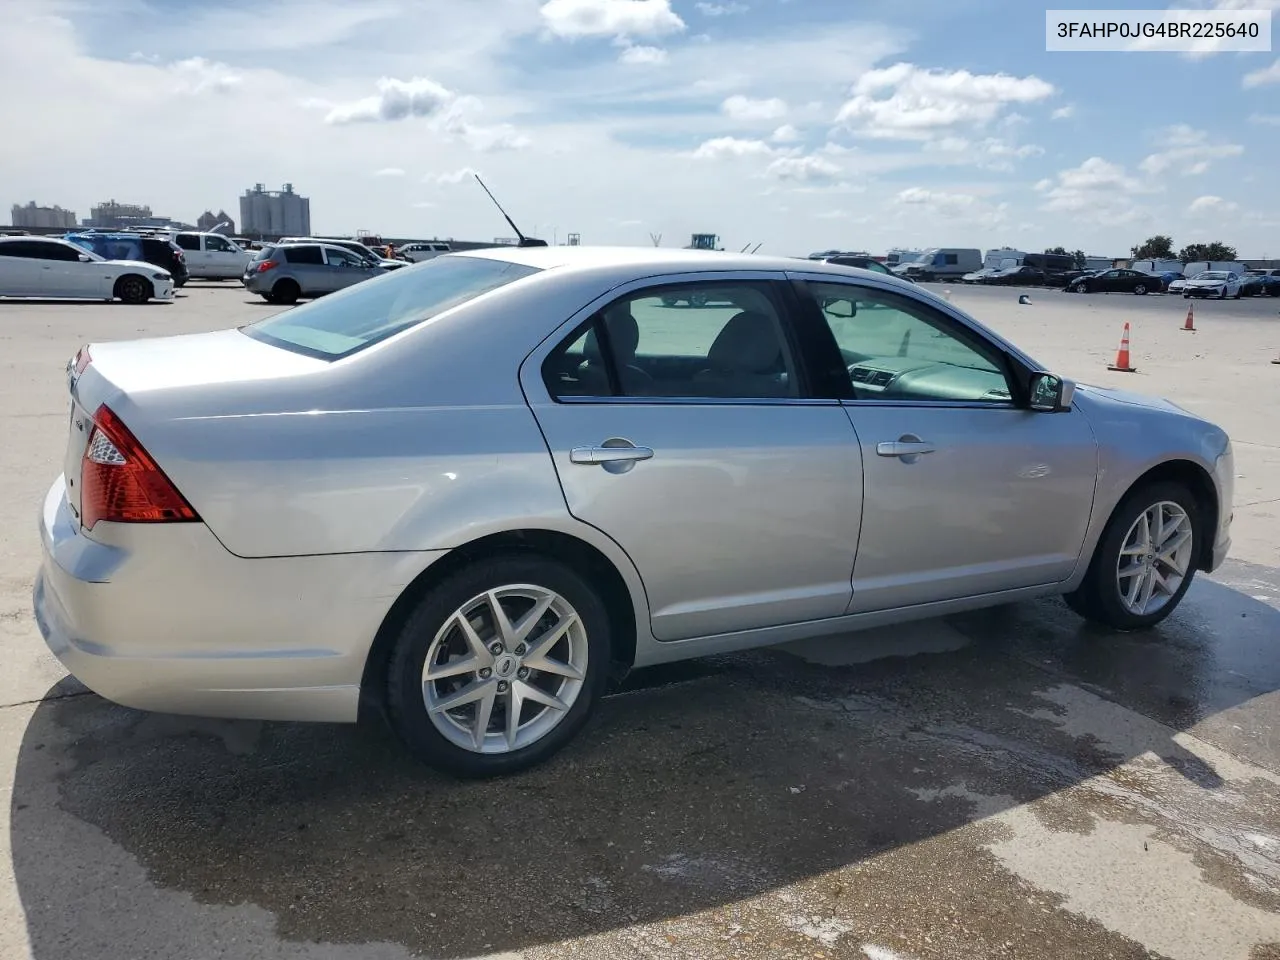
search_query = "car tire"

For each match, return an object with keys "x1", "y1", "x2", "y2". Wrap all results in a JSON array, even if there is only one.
[
  {"x1": 113, "y1": 275, "x2": 152, "y2": 304},
  {"x1": 386, "y1": 553, "x2": 612, "y2": 778},
  {"x1": 271, "y1": 279, "x2": 300, "y2": 305},
  {"x1": 1133, "y1": 284, "x2": 1148, "y2": 295},
  {"x1": 1063, "y1": 480, "x2": 1202, "y2": 630}
]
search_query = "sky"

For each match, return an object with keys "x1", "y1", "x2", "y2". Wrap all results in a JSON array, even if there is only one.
[{"x1": 2, "y1": 0, "x2": 1278, "y2": 257}]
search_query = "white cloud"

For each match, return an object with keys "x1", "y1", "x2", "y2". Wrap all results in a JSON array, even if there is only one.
[
  {"x1": 691, "y1": 136, "x2": 774, "y2": 159},
  {"x1": 1248, "y1": 113, "x2": 1280, "y2": 125},
  {"x1": 539, "y1": 0, "x2": 685, "y2": 39},
  {"x1": 618, "y1": 44, "x2": 668, "y2": 64},
  {"x1": 168, "y1": 57, "x2": 241, "y2": 95},
  {"x1": 722, "y1": 94, "x2": 788, "y2": 122},
  {"x1": 980, "y1": 138, "x2": 1043, "y2": 160},
  {"x1": 1188, "y1": 194, "x2": 1239, "y2": 214},
  {"x1": 373, "y1": 167, "x2": 406, "y2": 177},
  {"x1": 895, "y1": 187, "x2": 1008, "y2": 225},
  {"x1": 1038, "y1": 157, "x2": 1152, "y2": 224},
  {"x1": 1139, "y1": 125, "x2": 1243, "y2": 175},
  {"x1": 814, "y1": 209, "x2": 847, "y2": 219},
  {"x1": 696, "y1": 1, "x2": 748, "y2": 13},
  {"x1": 428, "y1": 167, "x2": 482, "y2": 184},
  {"x1": 412, "y1": 201, "x2": 437, "y2": 208},
  {"x1": 1243, "y1": 59, "x2": 1280, "y2": 87},
  {"x1": 325, "y1": 76, "x2": 454, "y2": 124},
  {"x1": 1051, "y1": 104, "x2": 1075, "y2": 120},
  {"x1": 770, "y1": 124, "x2": 801, "y2": 143},
  {"x1": 834, "y1": 63, "x2": 1055, "y2": 140},
  {"x1": 767, "y1": 154, "x2": 841, "y2": 182}
]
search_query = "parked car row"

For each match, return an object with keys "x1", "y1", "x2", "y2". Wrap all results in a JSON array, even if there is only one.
[{"x1": 0, "y1": 235, "x2": 175, "y2": 303}]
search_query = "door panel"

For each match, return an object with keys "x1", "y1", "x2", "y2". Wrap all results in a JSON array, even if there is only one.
[
  {"x1": 843, "y1": 404, "x2": 1097, "y2": 612},
  {"x1": 0, "y1": 252, "x2": 37, "y2": 295},
  {"x1": 525, "y1": 274, "x2": 863, "y2": 641},
  {"x1": 533, "y1": 402, "x2": 862, "y2": 639},
  {"x1": 793, "y1": 274, "x2": 1100, "y2": 613}
]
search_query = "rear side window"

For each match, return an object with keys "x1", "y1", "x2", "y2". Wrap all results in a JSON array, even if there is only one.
[
  {"x1": 175, "y1": 234, "x2": 199, "y2": 251},
  {"x1": 242, "y1": 255, "x2": 540, "y2": 360},
  {"x1": 283, "y1": 245, "x2": 324, "y2": 265}
]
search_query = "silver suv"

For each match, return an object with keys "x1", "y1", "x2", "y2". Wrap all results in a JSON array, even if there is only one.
[{"x1": 242, "y1": 242, "x2": 384, "y2": 304}]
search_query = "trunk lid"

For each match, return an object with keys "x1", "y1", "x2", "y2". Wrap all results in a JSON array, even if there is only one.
[{"x1": 63, "y1": 330, "x2": 327, "y2": 527}]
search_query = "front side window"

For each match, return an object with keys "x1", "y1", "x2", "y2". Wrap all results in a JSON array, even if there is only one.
[
  {"x1": 324, "y1": 247, "x2": 363, "y2": 266},
  {"x1": 205, "y1": 235, "x2": 232, "y2": 252},
  {"x1": 30, "y1": 241, "x2": 84, "y2": 262},
  {"x1": 243, "y1": 255, "x2": 539, "y2": 360},
  {"x1": 808, "y1": 281, "x2": 1013, "y2": 404},
  {"x1": 543, "y1": 281, "x2": 800, "y2": 400}
]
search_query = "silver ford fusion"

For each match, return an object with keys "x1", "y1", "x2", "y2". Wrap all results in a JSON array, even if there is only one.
[{"x1": 34, "y1": 247, "x2": 1233, "y2": 776}]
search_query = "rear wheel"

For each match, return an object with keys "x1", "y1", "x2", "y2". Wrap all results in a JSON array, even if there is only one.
[
  {"x1": 113, "y1": 275, "x2": 151, "y2": 304},
  {"x1": 386, "y1": 554, "x2": 611, "y2": 777},
  {"x1": 1064, "y1": 481, "x2": 1201, "y2": 630},
  {"x1": 271, "y1": 279, "x2": 300, "y2": 305},
  {"x1": 1133, "y1": 283, "x2": 1148, "y2": 295}
]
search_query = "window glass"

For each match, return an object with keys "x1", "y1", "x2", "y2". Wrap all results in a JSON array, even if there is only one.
[
  {"x1": 283, "y1": 245, "x2": 324, "y2": 265},
  {"x1": 243, "y1": 255, "x2": 539, "y2": 360},
  {"x1": 29, "y1": 241, "x2": 83, "y2": 262},
  {"x1": 175, "y1": 234, "x2": 200, "y2": 251},
  {"x1": 205, "y1": 235, "x2": 231, "y2": 252},
  {"x1": 543, "y1": 282, "x2": 799, "y2": 400},
  {"x1": 325, "y1": 247, "x2": 363, "y2": 266},
  {"x1": 808, "y1": 281, "x2": 1013, "y2": 404}
]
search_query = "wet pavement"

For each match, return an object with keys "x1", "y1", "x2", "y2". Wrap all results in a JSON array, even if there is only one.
[
  {"x1": 4, "y1": 557, "x2": 1279, "y2": 959},
  {"x1": 4, "y1": 288, "x2": 1280, "y2": 959}
]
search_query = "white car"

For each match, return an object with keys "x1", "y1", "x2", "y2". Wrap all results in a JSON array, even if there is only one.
[
  {"x1": 0, "y1": 236, "x2": 174, "y2": 303},
  {"x1": 1182, "y1": 270, "x2": 1243, "y2": 299},
  {"x1": 397, "y1": 241, "x2": 453, "y2": 262},
  {"x1": 1166, "y1": 277, "x2": 1189, "y2": 294},
  {"x1": 172, "y1": 231, "x2": 252, "y2": 280}
]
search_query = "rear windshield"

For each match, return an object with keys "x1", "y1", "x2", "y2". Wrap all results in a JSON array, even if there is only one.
[
  {"x1": 241, "y1": 255, "x2": 541, "y2": 360},
  {"x1": 253, "y1": 245, "x2": 276, "y2": 261}
]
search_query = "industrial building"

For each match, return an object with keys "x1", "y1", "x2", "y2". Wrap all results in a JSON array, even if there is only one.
[
  {"x1": 196, "y1": 210, "x2": 237, "y2": 235},
  {"x1": 11, "y1": 202, "x2": 77, "y2": 230},
  {"x1": 239, "y1": 184, "x2": 310, "y2": 238}
]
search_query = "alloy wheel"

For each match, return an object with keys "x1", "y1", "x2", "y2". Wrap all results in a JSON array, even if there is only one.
[
  {"x1": 422, "y1": 585, "x2": 588, "y2": 754},
  {"x1": 1115, "y1": 501, "x2": 1195, "y2": 616}
]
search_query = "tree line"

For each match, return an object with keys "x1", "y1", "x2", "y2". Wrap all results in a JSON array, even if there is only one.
[{"x1": 1037, "y1": 239, "x2": 1238, "y2": 268}]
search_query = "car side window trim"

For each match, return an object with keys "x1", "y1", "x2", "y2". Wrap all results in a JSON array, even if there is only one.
[
  {"x1": 785, "y1": 273, "x2": 1031, "y2": 407},
  {"x1": 526, "y1": 271, "x2": 840, "y2": 407}
]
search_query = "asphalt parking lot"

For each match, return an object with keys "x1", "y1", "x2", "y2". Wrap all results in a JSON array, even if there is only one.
[{"x1": 3, "y1": 278, "x2": 1280, "y2": 960}]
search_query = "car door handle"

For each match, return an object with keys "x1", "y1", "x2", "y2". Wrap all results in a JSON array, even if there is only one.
[
  {"x1": 570, "y1": 444, "x2": 654, "y2": 465},
  {"x1": 876, "y1": 440, "x2": 936, "y2": 458}
]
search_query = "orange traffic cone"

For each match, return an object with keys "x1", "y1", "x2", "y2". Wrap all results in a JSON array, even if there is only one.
[
  {"x1": 1181, "y1": 303, "x2": 1195, "y2": 332},
  {"x1": 1108, "y1": 322, "x2": 1137, "y2": 373}
]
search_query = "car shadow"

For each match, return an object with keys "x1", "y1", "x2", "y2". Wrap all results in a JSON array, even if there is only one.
[
  {"x1": 10, "y1": 560, "x2": 1280, "y2": 958},
  {"x1": 0, "y1": 298, "x2": 169, "y2": 307}
]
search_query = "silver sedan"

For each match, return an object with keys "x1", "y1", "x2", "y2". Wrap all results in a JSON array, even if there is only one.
[{"x1": 34, "y1": 248, "x2": 1234, "y2": 776}]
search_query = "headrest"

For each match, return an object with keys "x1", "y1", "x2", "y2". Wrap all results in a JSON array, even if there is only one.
[{"x1": 707, "y1": 311, "x2": 782, "y2": 373}]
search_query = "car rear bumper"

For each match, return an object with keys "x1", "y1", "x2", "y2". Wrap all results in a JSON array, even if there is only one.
[{"x1": 33, "y1": 474, "x2": 444, "y2": 723}]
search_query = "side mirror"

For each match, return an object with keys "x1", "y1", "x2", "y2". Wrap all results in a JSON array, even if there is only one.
[
  {"x1": 78, "y1": 254, "x2": 91, "y2": 262},
  {"x1": 821, "y1": 296, "x2": 857, "y2": 318},
  {"x1": 1029, "y1": 372, "x2": 1076, "y2": 412}
]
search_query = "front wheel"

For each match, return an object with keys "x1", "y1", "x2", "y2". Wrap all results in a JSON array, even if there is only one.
[
  {"x1": 386, "y1": 554, "x2": 612, "y2": 777},
  {"x1": 1064, "y1": 481, "x2": 1201, "y2": 630},
  {"x1": 114, "y1": 275, "x2": 151, "y2": 304}
]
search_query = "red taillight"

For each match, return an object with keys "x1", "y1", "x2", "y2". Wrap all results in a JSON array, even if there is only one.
[
  {"x1": 73, "y1": 345, "x2": 92, "y2": 376},
  {"x1": 256, "y1": 260, "x2": 279, "y2": 273},
  {"x1": 80, "y1": 405, "x2": 199, "y2": 530}
]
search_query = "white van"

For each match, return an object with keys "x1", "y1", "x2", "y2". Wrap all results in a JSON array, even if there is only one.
[
  {"x1": 1182, "y1": 260, "x2": 1247, "y2": 279},
  {"x1": 398, "y1": 241, "x2": 453, "y2": 262},
  {"x1": 983, "y1": 249, "x2": 1027, "y2": 271},
  {"x1": 894, "y1": 247, "x2": 982, "y2": 282},
  {"x1": 172, "y1": 231, "x2": 252, "y2": 279}
]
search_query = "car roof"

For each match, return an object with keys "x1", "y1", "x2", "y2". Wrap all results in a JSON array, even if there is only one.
[{"x1": 454, "y1": 244, "x2": 921, "y2": 281}]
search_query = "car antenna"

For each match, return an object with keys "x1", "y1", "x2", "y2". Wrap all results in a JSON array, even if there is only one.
[{"x1": 474, "y1": 174, "x2": 548, "y2": 247}]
